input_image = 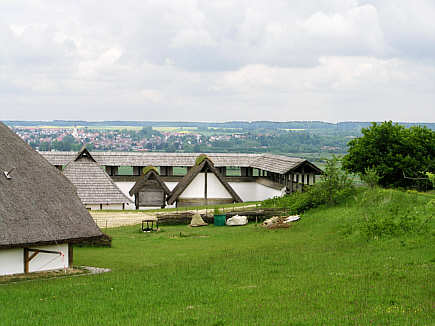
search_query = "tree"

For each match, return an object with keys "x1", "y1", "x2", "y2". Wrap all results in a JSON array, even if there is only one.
[{"x1": 342, "y1": 121, "x2": 435, "y2": 188}]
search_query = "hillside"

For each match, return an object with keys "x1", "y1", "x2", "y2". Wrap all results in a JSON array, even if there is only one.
[{"x1": 0, "y1": 189, "x2": 433, "y2": 325}]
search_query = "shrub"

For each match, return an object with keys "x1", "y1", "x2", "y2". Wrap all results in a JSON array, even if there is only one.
[
  {"x1": 262, "y1": 156, "x2": 355, "y2": 213},
  {"x1": 427, "y1": 172, "x2": 435, "y2": 187},
  {"x1": 356, "y1": 189, "x2": 431, "y2": 239},
  {"x1": 195, "y1": 154, "x2": 209, "y2": 166},
  {"x1": 360, "y1": 167, "x2": 380, "y2": 189},
  {"x1": 142, "y1": 165, "x2": 158, "y2": 175},
  {"x1": 315, "y1": 156, "x2": 354, "y2": 204}
]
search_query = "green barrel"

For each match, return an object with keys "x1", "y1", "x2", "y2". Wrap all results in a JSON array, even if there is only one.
[{"x1": 214, "y1": 214, "x2": 226, "y2": 226}]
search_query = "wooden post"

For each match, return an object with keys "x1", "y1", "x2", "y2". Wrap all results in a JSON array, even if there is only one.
[
  {"x1": 289, "y1": 173, "x2": 294, "y2": 193},
  {"x1": 24, "y1": 247, "x2": 29, "y2": 273},
  {"x1": 204, "y1": 170, "x2": 208, "y2": 200},
  {"x1": 68, "y1": 243, "x2": 73, "y2": 267}
]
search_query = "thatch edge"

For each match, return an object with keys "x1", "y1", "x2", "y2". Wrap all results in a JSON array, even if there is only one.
[{"x1": 129, "y1": 169, "x2": 171, "y2": 196}]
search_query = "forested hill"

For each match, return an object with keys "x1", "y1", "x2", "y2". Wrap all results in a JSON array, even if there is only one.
[{"x1": 3, "y1": 120, "x2": 435, "y2": 131}]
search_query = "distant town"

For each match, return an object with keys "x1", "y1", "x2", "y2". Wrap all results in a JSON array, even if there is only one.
[{"x1": 6, "y1": 120, "x2": 434, "y2": 162}]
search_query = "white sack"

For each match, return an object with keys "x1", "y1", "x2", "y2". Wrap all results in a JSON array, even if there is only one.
[
  {"x1": 190, "y1": 213, "x2": 208, "y2": 227},
  {"x1": 284, "y1": 215, "x2": 301, "y2": 223},
  {"x1": 226, "y1": 215, "x2": 248, "y2": 226}
]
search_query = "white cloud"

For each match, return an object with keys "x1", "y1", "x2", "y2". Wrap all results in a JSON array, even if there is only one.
[{"x1": 0, "y1": 0, "x2": 434, "y2": 122}]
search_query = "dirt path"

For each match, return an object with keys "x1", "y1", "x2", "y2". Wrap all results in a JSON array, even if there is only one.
[{"x1": 91, "y1": 204, "x2": 258, "y2": 229}]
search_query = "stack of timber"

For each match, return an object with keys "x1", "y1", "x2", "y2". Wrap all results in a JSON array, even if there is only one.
[
  {"x1": 156, "y1": 212, "x2": 194, "y2": 225},
  {"x1": 156, "y1": 208, "x2": 288, "y2": 225}
]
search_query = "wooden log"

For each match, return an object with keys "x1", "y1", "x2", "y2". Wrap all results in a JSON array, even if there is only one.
[{"x1": 155, "y1": 208, "x2": 288, "y2": 225}]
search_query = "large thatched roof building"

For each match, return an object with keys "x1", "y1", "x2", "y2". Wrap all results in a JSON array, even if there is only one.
[
  {"x1": 0, "y1": 122, "x2": 103, "y2": 276},
  {"x1": 62, "y1": 147, "x2": 133, "y2": 210},
  {"x1": 41, "y1": 150, "x2": 323, "y2": 205}
]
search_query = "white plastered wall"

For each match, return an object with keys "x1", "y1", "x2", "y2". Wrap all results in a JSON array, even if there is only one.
[
  {"x1": 116, "y1": 182, "x2": 135, "y2": 202},
  {"x1": 180, "y1": 173, "x2": 232, "y2": 199},
  {"x1": 0, "y1": 244, "x2": 69, "y2": 276},
  {"x1": 229, "y1": 182, "x2": 285, "y2": 202},
  {"x1": 29, "y1": 244, "x2": 69, "y2": 273},
  {"x1": 115, "y1": 180, "x2": 284, "y2": 208},
  {"x1": 0, "y1": 248, "x2": 24, "y2": 276}
]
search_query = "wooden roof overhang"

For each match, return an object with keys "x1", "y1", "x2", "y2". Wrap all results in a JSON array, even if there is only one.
[
  {"x1": 287, "y1": 160, "x2": 324, "y2": 175},
  {"x1": 129, "y1": 169, "x2": 171, "y2": 196}
]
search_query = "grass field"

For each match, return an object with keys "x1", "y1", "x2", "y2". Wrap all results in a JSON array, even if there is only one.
[{"x1": 0, "y1": 190, "x2": 433, "y2": 325}]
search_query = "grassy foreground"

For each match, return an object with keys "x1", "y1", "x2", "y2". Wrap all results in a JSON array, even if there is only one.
[{"x1": 0, "y1": 191, "x2": 433, "y2": 325}]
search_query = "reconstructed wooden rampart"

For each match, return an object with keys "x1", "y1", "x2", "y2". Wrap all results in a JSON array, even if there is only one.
[{"x1": 40, "y1": 152, "x2": 323, "y2": 193}]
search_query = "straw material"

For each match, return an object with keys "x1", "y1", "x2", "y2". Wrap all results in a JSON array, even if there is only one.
[
  {"x1": 0, "y1": 123, "x2": 103, "y2": 249},
  {"x1": 63, "y1": 148, "x2": 133, "y2": 205}
]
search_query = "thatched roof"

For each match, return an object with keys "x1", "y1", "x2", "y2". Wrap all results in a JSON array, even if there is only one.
[
  {"x1": 0, "y1": 123, "x2": 103, "y2": 249},
  {"x1": 40, "y1": 152, "x2": 323, "y2": 175},
  {"x1": 63, "y1": 147, "x2": 133, "y2": 205},
  {"x1": 129, "y1": 167, "x2": 171, "y2": 196},
  {"x1": 167, "y1": 157, "x2": 242, "y2": 205}
]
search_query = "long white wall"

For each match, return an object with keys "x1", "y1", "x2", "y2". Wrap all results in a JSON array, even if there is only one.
[
  {"x1": 180, "y1": 173, "x2": 232, "y2": 199},
  {"x1": 115, "y1": 178, "x2": 285, "y2": 209},
  {"x1": 229, "y1": 182, "x2": 285, "y2": 202},
  {"x1": 0, "y1": 244, "x2": 69, "y2": 276}
]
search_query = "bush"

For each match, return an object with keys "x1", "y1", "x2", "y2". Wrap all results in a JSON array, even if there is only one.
[
  {"x1": 262, "y1": 156, "x2": 355, "y2": 213},
  {"x1": 356, "y1": 189, "x2": 431, "y2": 239},
  {"x1": 427, "y1": 172, "x2": 435, "y2": 187},
  {"x1": 360, "y1": 167, "x2": 380, "y2": 189}
]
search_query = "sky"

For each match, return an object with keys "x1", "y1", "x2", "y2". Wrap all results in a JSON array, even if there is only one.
[{"x1": 1, "y1": 0, "x2": 434, "y2": 122}]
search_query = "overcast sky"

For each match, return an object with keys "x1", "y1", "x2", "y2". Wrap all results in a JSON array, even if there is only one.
[{"x1": 1, "y1": 0, "x2": 434, "y2": 122}]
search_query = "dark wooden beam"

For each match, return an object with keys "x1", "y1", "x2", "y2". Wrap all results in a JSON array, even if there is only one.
[
  {"x1": 204, "y1": 170, "x2": 208, "y2": 200},
  {"x1": 24, "y1": 247, "x2": 29, "y2": 273},
  {"x1": 68, "y1": 244, "x2": 73, "y2": 267}
]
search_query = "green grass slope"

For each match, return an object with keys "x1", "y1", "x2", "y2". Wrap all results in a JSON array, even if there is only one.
[{"x1": 0, "y1": 190, "x2": 433, "y2": 325}]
